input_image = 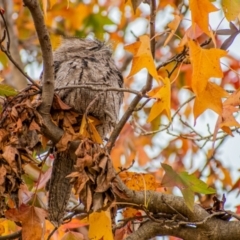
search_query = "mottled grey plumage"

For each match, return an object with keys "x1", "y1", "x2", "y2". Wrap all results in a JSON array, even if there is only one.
[
  {"x1": 53, "y1": 38, "x2": 123, "y2": 138},
  {"x1": 47, "y1": 38, "x2": 123, "y2": 226}
]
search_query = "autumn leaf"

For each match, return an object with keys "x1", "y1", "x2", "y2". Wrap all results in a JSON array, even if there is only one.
[
  {"x1": 5, "y1": 205, "x2": 47, "y2": 240},
  {"x1": 128, "y1": 0, "x2": 143, "y2": 13},
  {"x1": 189, "y1": 0, "x2": 218, "y2": 36},
  {"x1": 193, "y1": 82, "x2": 229, "y2": 122},
  {"x1": 124, "y1": 35, "x2": 161, "y2": 82},
  {"x1": 88, "y1": 211, "x2": 113, "y2": 240},
  {"x1": 222, "y1": 0, "x2": 240, "y2": 21},
  {"x1": 61, "y1": 231, "x2": 84, "y2": 240},
  {"x1": 119, "y1": 172, "x2": 157, "y2": 191},
  {"x1": 164, "y1": 14, "x2": 182, "y2": 46},
  {"x1": 161, "y1": 163, "x2": 216, "y2": 210},
  {"x1": 147, "y1": 77, "x2": 171, "y2": 122},
  {"x1": 188, "y1": 40, "x2": 227, "y2": 96},
  {"x1": 214, "y1": 90, "x2": 240, "y2": 136},
  {"x1": 0, "y1": 84, "x2": 18, "y2": 96},
  {"x1": 79, "y1": 114, "x2": 102, "y2": 144}
]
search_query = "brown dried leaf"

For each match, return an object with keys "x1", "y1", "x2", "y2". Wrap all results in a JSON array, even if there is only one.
[
  {"x1": 29, "y1": 119, "x2": 41, "y2": 131},
  {"x1": 0, "y1": 165, "x2": 6, "y2": 185},
  {"x1": 5, "y1": 205, "x2": 47, "y2": 240},
  {"x1": 53, "y1": 94, "x2": 72, "y2": 110},
  {"x1": 2, "y1": 146, "x2": 19, "y2": 173}
]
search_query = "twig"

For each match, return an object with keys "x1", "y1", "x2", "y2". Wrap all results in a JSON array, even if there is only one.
[
  {"x1": 178, "y1": 212, "x2": 225, "y2": 227},
  {"x1": 0, "y1": 11, "x2": 39, "y2": 88},
  {"x1": 117, "y1": 160, "x2": 135, "y2": 175},
  {"x1": 47, "y1": 227, "x2": 57, "y2": 240},
  {"x1": 55, "y1": 85, "x2": 144, "y2": 97}
]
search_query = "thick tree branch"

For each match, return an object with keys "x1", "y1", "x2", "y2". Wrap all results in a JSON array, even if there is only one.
[
  {"x1": 23, "y1": 0, "x2": 63, "y2": 143},
  {"x1": 113, "y1": 176, "x2": 240, "y2": 240}
]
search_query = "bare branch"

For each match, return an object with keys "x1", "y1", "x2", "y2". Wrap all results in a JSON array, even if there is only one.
[
  {"x1": 23, "y1": 0, "x2": 63, "y2": 143},
  {"x1": 55, "y1": 85, "x2": 144, "y2": 97}
]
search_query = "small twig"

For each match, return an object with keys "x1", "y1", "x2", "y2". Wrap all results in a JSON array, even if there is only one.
[
  {"x1": 0, "y1": 230, "x2": 22, "y2": 240},
  {"x1": 55, "y1": 85, "x2": 144, "y2": 97},
  {"x1": 178, "y1": 212, "x2": 225, "y2": 227},
  {"x1": 117, "y1": 160, "x2": 135, "y2": 175},
  {"x1": 134, "y1": 98, "x2": 151, "y2": 111},
  {"x1": 47, "y1": 226, "x2": 57, "y2": 240},
  {"x1": 225, "y1": 210, "x2": 240, "y2": 221},
  {"x1": 0, "y1": 11, "x2": 39, "y2": 88}
]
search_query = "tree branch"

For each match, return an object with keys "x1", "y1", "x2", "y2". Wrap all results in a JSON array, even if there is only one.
[
  {"x1": 23, "y1": 0, "x2": 63, "y2": 143},
  {"x1": 113, "y1": 176, "x2": 240, "y2": 240}
]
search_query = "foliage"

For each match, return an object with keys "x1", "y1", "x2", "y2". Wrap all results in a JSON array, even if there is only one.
[{"x1": 0, "y1": 0, "x2": 239, "y2": 239}]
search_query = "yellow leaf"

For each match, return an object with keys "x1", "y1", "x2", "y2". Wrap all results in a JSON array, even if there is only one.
[
  {"x1": 79, "y1": 115, "x2": 102, "y2": 144},
  {"x1": 164, "y1": 14, "x2": 182, "y2": 46},
  {"x1": 189, "y1": 0, "x2": 219, "y2": 36},
  {"x1": 42, "y1": 0, "x2": 47, "y2": 15},
  {"x1": 147, "y1": 77, "x2": 171, "y2": 122},
  {"x1": 50, "y1": 34, "x2": 62, "y2": 50},
  {"x1": 88, "y1": 211, "x2": 113, "y2": 240},
  {"x1": 124, "y1": 35, "x2": 162, "y2": 82},
  {"x1": 193, "y1": 82, "x2": 228, "y2": 121},
  {"x1": 222, "y1": 0, "x2": 240, "y2": 21},
  {"x1": 49, "y1": 0, "x2": 58, "y2": 8},
  {"x1": 188, "y1": 40, "x2": 227, "y2": 96}
]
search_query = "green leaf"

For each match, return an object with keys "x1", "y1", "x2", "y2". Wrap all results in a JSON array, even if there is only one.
[
  {"x1": 161, "y1": 163, "x2": 216, "y2": 211},
  {"x1": 0, "y1": 84, "x2": 18, "y2": 96},
  {"x1": 179, "y1": 172, "x2": 216, "y2": 194},
  {"x1": 181, "y1": 188, "x2": 195, "y2": 211}
]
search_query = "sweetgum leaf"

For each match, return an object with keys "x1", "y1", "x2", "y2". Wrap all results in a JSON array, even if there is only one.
[{"x1": 0, "y1": 84, "x2": 18, "y2": 96}]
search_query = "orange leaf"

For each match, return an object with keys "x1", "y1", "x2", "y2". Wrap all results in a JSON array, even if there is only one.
[
  {"x1": 147, "y1": 77, "x2": 171, "y2": 122},
  {"x1": 61, "y1": 231, "x2": 84, "y2": 240},
  {"x1": 124, "y1": 35, "x2": 161, "y2": 82},
  {"x1": 193, "y1": 82, "x2": 228, "y2": 122},
  {"x1": 188, "y1": 40, "x2": 227, "y2": 96},
  {"x1": 119, "y1": 172, "x2": 157, "y2": 191},
  {"x1": 164, "y1": 14, "x2": 182, "y2": 46},
  {"x1": 5, "y1": 205, "x2": 47, "y2": 240},
  {"x1": 189, "y1": 0, "x2": 218, "y2": 36},
  {"x1": 79, "y1": 115, "x2": 102, "y2": 144}
]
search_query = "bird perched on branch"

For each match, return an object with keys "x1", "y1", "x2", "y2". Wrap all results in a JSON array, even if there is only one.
[
  {"x1": 53, "y1": 38, "x2": 123, "y2": 139},
  {"x1": 47, "y1": 38, "x2": 123, "y2": 226}
]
